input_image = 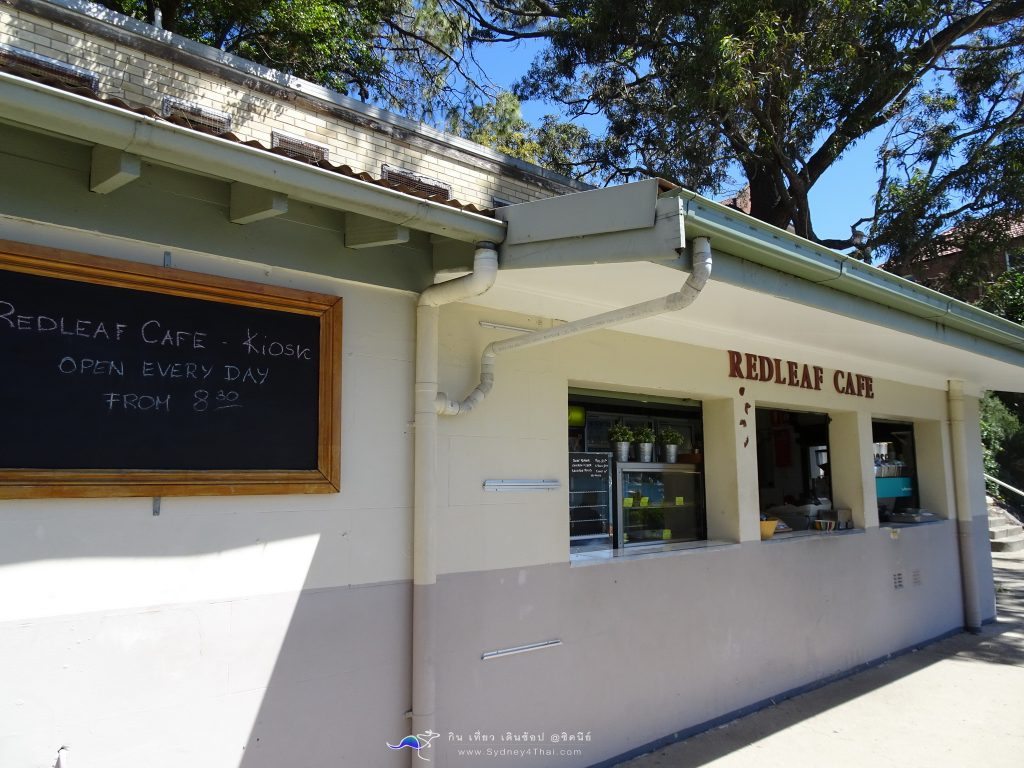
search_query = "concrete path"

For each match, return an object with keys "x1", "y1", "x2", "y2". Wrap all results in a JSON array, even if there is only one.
[{"x1": 615, "y1": 552, "x2": 1024, "y2": 768}]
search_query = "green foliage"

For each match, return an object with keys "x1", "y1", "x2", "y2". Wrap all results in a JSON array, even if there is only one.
[
  {"x1": 658, "y1": 427, "x2": 683, "y2": 446},
  {"x1": 96, "y1": 1, "x2": 473, "y2": 119},
  {"x1": 978, "y1": 269, "x2": 1024, "y2": 326},
  {"x1": 977, "y1": 272, "x2": 1024, "y2": 494},
  {"x1": 980, "y1": 392, "x2": 1022, "y2": 493},
  {"x1": 458, "y1": 1, "x2": 1024, "y2": 259},
  {"x1": 446, "y1": 92, "x2": 593, "y2": 178},
  {"x1": 608, "y1": 422, "x2": 634, "y2": 443},
  {"x1": 634, "y1": 425, "x2": 656, "y2": 443}
]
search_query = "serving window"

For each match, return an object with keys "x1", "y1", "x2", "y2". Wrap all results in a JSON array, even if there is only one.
[
  {"x1": 756, "y1": 408, "x2": 837, "y2": 531},
  {"x1": 568, "y1": 391, "x2": 705, "y2": 554},
  {"x1": 872, "y1": 420, "x2": 924, "y2": 523}
]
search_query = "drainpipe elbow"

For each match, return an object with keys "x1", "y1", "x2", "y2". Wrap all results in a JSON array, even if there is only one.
[{"x1": 419, "y1": 244, "x2": 499, "y2": 308}]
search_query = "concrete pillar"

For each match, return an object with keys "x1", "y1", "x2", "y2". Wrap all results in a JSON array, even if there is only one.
[
  {"x1": 948, "y1": 383, "x2": 996, "y2": 628},
  {"x1": 703, "y1": 396, "x2": 760, "y2": 542},
  {"x1": 913, "y1": 418, "x2": 956, "y2": 520},
  {"x1": 829, "y1": 411, "x2": 877, "y2": 529}
]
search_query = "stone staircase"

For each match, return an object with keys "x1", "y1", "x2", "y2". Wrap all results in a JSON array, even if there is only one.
[{"x1": 989, "y1": 501, "x2": 1024, "y2": 553}]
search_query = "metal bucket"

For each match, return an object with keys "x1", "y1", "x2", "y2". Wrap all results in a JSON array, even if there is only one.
[
  {"x1": 615, "y1": 442, "x2": 631, "y2": 462},
  {"x1": 638, "y1": 442, "x2": 654, "y2": 462},
  {"x1": 663, "y1": 444, "x2": 678, "y2": 464}
]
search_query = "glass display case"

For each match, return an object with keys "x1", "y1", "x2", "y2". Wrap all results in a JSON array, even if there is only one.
[{"x1": 615, "y1": 462, "x2": 705, "y2": 548}]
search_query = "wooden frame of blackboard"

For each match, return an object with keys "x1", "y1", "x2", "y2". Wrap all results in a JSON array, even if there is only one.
[{"x1": 0, "y1": 240, "x2": 342, "y2": 498}]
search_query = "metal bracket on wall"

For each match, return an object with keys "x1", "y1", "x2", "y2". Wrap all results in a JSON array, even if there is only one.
[
  {"x1": 483, "y1": 479, "x2": 560, "y2": 492},
  {"x1": 153, "y1": 497, "x2": 161, "y2": 516},
  {"x1": 481, "y1": 639, "x2": 562, "y2": 661}
]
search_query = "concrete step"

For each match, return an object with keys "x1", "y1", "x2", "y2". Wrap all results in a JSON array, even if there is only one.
[
  {"x1": 991, "y1": 533, "x2": 1024, "y2": 553},
  {"x1": 991, "y1": 524, "x2": 1024, "y2": 540}
]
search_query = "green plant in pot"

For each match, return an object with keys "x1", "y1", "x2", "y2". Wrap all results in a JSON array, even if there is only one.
[
  {"x1": 608, "y1": 422, "x2": 634, "y2": 462},
  {"x1": 659, "y1": 427, "x2": 683, "y2": 463},
  {"x1": 634, "y1": 425, "x2": 656, "y2": 462}
]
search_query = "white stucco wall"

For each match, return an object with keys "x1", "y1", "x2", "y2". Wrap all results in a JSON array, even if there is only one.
[
  {"x1": 433, "y1": 301, "x2": 959, "y2": 576},
  {"x1": 0, "y1": 228, "x2": 418, "y2": 768}
]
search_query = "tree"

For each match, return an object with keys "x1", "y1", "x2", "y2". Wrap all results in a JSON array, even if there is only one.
[
  {"x1": 448, "y1": 0, "x2": 1024, "y2": 259},
  {"x1": 447, "y1": 91, "x2": 594, "y2": 175}
]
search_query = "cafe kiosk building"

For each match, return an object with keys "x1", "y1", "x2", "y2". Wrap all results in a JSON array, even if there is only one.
[{"x1": 2, "y1": 3, "x2": 1024, "y2": 767}]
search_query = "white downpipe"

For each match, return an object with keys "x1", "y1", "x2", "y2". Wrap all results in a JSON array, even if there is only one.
[
  {"x1": 411, "y1": 245, "x2": 498, "y2": 745},
  {"x1": 948, "y1": 380, "x2": 983, "y2": 632},
  {"x1": 436, "y1": 236, "x2": 713, "y2": 416}
]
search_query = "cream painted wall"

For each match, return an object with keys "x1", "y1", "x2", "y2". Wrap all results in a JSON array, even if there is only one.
[
  {"x1": 0, "y1": 231, "x2": 419, "y2": 621},
  {"x1": 0, "y1": 228, "x2": 420, "y2": 767},
  {"x1": 435, "y1": 302, "x2": 961, "y2": 575}
]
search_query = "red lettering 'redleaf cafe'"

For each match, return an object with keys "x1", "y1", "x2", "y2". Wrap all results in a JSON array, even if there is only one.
[{"x1": 727, "y1": 350, "x2": 874, "y2": 399}]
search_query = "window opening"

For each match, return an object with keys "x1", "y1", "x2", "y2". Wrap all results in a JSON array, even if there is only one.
[
  {"x1": 756, "y1": 408, "x2": 833, "y2": 531},
  {"x1": 872, "y1": 420, "x2": 923, "y2": 523},
  {"x1": 568, "y1": 392, "x2": 705, "y2": 553}
]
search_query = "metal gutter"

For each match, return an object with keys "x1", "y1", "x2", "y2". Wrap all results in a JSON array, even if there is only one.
[
  {"x1": 0, "y1": 73, "x2": 506, "y2": 245},
  {"x1": 674, "y1": 189, "x2": 1024, "y2": 355}
]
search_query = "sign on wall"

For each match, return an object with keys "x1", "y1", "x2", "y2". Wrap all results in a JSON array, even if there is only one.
[
  {"x1": 0, "y1": 240, "x2": 342, "y2": 498},
  {"x1": 727, "y1": 350, "x2": 874, "y2": 399}
]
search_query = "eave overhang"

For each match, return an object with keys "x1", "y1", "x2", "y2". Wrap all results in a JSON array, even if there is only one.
[{"x1": 0, "y1": 71, "x2": 507, "y2": 246}]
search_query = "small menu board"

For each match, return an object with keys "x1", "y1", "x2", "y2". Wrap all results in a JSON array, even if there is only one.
[
  {"x1": 569, "y1": 452, "x2": 612, "y2": 539},
  {"x1": 570, "y1": 452, "x2": 610, "y2": 480}
]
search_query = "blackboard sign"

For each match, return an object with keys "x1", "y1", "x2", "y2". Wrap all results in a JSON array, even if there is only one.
[
  {"x1": 569, "y1": 452, "x2": 611, "y2": 481},
  {"x1": 0, "y1": 241, "x2": 342, "y2": 498},
  {"x1": 569, "y1": 452, "x2": 612, "y2": 539}
]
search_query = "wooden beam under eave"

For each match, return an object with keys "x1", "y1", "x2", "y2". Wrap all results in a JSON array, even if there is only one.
[
  {"x1": 90, "y1": 146, "x2": 141, "y2": 194},
  {"x1": 345, "y1": 213, "x2": 410, "y2": 249},
  {"x1": 230, "y1": 182, "x2": 288, "y2": 224}
]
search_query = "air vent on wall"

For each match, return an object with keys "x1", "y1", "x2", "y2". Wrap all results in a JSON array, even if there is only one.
[
  {"x1": 0, "y1": 44, "x2": 98, "y2": 93},
  {"x1": 912, "y1": 568, "x2": 922, "y2": 587},
  {"x1": 271, "y1": 131, "x2": 329, "y2": 164},
  {"x1": 381, "y1": 165, "x2": 452, "y2": 200},
  {"x1": 893, "y1": 572, "x2": 904, "y2": 590},
  {"x1": 161, "y1": 97, "x2": 231, "y2": 134}
]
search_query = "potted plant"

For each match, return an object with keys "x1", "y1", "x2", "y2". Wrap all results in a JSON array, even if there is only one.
[
  {"x1": 608, "y1": 422, "x2": 634, "y2": 462},
  {"x1": 634, "y1": 425, "x2": 656, "y2": 462},
  {"x1": 659, "y1": 427, "x2": 683, "y2": 463}
]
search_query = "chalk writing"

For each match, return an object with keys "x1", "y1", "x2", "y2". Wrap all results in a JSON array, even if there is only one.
[{"x1": 1, "y1": 264, "x2": 323, "y2": 473}]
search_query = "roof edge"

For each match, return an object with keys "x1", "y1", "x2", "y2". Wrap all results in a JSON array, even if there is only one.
[
  {"x1": 7, "y1": 0, "x2": 592, "y2": 195},
  {"x1": 672, "y1": 188, "x2": 1024, "y2": 355},
  {"x1": 0, "y1": 71, "x2": 507, "y2": 245}
]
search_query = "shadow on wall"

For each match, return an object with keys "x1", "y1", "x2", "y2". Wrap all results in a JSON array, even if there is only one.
[
  {"x1": 608, "y1": 556, "x2": 1024, "y2": 768},
  {"x1": 0, "y1": 495, "x2": 413, "y2": 768}
]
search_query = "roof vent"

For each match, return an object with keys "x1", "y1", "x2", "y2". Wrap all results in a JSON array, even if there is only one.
[
  {"x1": 0, "y1": 44, "x2": 99, "y2": 93},
  {"x1": 271, "y1": 131, "x2": 329, "y2": 164},
  {"x1": 381, "y1": 165, "x2": 452, "y2": 200},
  {"x1": 161, "y1": 97, "x2": 231, "y2": 134}
]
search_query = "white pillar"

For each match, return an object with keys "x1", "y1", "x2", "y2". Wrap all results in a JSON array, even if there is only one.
[
  {"x1": 829, "y1": 411, "x2": 877, "y2": 529},
  {"x1": 703, "y1": 396, "x2": 760, "y2": 542}
]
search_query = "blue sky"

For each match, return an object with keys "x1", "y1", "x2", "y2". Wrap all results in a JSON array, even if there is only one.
[{"x1": 473, "y1": 41, "x2": 883, "y2": 248}]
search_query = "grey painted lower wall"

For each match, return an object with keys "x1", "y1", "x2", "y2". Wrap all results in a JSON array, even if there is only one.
[
  {"x1": 0, "y1": 581, "x2": 413, "y2": 768},
  {"x1": 0, "y1": 521, "x2": 976, "y2": 767},
  {"x1": 431, "y1": 523, "x2": 964, "y2": 767}
]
